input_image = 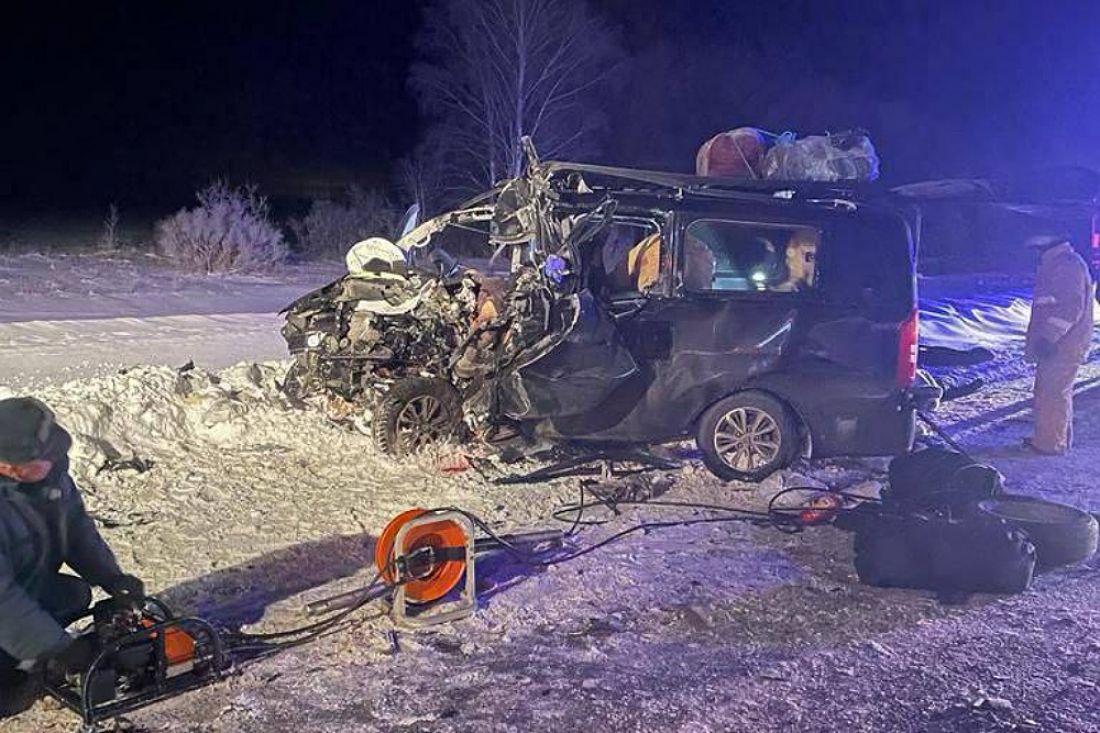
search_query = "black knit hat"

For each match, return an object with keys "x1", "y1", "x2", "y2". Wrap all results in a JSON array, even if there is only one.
[{"x1": 0, "y1": 397, "x2": 55, "y2": 464}]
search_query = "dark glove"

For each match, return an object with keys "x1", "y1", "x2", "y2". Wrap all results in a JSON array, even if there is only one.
[
  {"x1": 103, "y1": 573, "x2": 145, "y2": 601},
  {"x1": 1034, "y1": 338, "x2": 1057, "y2": 360},
  {"x1": 50, "y1": 636, "x2": 97, "y2": 675}
]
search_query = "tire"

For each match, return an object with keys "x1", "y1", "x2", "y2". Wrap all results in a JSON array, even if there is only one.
[
  {"x1": 974, "y1": 494, "x2": 1099, "y2": 568},
  {"x1": 696, "y1": 391, "x2": 798, "y2": 482},
  {"x1": 371, "y1": 377, "x2": 464, "y2": 457}
]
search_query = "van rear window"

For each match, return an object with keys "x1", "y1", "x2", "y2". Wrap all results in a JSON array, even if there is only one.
[{"x1": 823, "y1": 214, "x2": 915, "y2": 314}]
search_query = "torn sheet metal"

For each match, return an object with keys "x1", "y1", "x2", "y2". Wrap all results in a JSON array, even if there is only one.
[{"x1": 279, "y1": 149, "x2": 609, "y2": 455}]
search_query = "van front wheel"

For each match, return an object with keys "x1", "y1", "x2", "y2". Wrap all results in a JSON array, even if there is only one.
[
  {"x1": 697, "y1": 392, "x2": 798, "y2": 482},
  {"x1": 372, "y1": 377, "x2": 464, "y2": 457}
]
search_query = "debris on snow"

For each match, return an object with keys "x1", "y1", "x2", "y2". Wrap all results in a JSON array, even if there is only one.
[
  {"x1": 972, "y1": 695, "x2": 1013, "y2": 712},
  {"x1": 844, "y1": 480, "x2": 883, "y2": 501}
]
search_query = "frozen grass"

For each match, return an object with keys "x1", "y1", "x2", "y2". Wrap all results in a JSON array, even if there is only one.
[{"x1": 155, "y1": 182, "x2": 287, "y2": 273}]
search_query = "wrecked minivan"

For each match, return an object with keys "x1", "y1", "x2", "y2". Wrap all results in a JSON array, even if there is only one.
[{"x1": 281, "y1": 146, "x2": 921, "y2": 480}]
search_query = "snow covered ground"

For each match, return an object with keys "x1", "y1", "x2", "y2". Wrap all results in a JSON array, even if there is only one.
[
  {"x1": 0, "y1": 252, "x2": 340, "y2": 388},
  {"x1": 0, "y1": 251, "x2": 341, "y2": 322},
  {"x1": 0, "y1": 254, "x2": 1097, "y2": 732}
]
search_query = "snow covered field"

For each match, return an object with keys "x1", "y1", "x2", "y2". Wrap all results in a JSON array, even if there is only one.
[
  {"x1": 0, "y1": 252, "x2": 341, "y2": 388},
  {"x1": 0, "y1": 254, "x2": 1097, "y2": 732}
]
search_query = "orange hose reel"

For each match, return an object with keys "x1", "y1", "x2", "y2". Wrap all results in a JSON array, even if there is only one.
[{"x1": 375, "y1": 508, "x2": 469, "y2": 604}]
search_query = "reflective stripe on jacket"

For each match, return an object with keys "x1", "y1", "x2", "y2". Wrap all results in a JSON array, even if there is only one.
[{"x1": 1026, "y1": 243, "x2": 1095, "y2": 362}]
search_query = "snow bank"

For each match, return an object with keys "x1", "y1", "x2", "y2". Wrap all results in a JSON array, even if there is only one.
[
  {"x1": 919, "y1": 289, "x2": 1033, "y2": 350},
  {"x1": 1, "y1": 363, "x2": 294, "y2": 484},
  {"x1": 919, "y1": 279, "x2": 1100, "y2": 353},
  {"x1": 0, "y1": 362, "x2": 589, "y2": 610}
]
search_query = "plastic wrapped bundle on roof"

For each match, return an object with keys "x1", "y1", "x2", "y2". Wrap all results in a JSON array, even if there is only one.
[
  {"x1": 695, "y1": 127, "x2": 769, "y2": 178},
  {"x1": 762, "y1": 130, "x2": 880, "y2": 182}
]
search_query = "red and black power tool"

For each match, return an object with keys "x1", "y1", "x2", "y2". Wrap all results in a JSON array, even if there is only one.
[{"x1": 43, "y1": 596, "x2": 226, "y2": 730}]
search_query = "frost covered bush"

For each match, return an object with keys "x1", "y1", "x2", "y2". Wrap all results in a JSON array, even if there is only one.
[
  {"x1": 155, "y1": 182, "x2": 287, "y2": 272},
  {"x1": 290, "y1": 185, "x2": 398, "y2": 259}
]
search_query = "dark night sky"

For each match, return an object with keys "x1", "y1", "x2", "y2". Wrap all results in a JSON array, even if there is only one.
[
  {"x1": 5, "y1": 0, "x2": 1100, "y2": 211},
  {"x1": 3, "y1": 0, "x2": 421, "y2": 209}
]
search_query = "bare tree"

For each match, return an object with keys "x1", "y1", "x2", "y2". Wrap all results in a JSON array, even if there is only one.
[
  {"x1": 410, "y1": 0, "x2": 623, "y2": 196},
  {"x1": 98, "y1": 202, "x2": 121, "y2": 251},
  {"x1": 396, "y1": 134, "x2": 447, "y2": 218}
]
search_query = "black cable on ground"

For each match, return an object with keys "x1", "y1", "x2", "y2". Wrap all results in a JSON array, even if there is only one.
[
  {"x1": 425, "y1": 485, "x2": 863, "y2": 570},
  {"x1": 918, "y1": 410, "x2": 975, "y2": 461},
  {"x1": 563, "y1": 481, "x2": 587, "y2": 536},
  {"x1": 219, "y1": 560, "x2": 406, "y2": 658},
  {"x1": 219, "y1": 487, "x2": 879, "y2": 661}
]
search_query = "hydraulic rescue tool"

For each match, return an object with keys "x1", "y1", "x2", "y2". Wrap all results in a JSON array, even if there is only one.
[{"x1": 43, "y1": 597, "x2": 227, "y2": 732}]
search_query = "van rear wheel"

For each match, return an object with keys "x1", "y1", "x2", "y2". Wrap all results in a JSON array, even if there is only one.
[{"x1": 697, "y1": 391, "x2": 798, "y2": 482}]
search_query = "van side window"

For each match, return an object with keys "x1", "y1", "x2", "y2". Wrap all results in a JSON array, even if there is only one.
[
  {"x1": 589, "y1": 219, "x2": 666, "y2": 299},
  {"x1": 683, "y1": 220, "x2": 820, "y2": 293}
]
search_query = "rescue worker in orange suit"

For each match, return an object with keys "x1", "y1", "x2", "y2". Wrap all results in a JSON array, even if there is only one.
[
  {"x1": 0, "y1": 397, "x2": 145, "y2": 716},
  {"x1": 1023, "y1": 235, "x2": 1096, "y2": 455}
]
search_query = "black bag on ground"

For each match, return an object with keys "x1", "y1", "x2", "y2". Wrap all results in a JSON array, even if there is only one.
[
  {"x1": 885, "y1": 447, "x2": 1003, "y2": 512},
  {"x1": 853, "y1": 513, "x2": 1036, "y2": 595}
]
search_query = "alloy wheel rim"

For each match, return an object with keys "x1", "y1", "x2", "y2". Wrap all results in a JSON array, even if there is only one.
[
  {"x1": 395, "y1": 395, "x2": 450, "y2": 451},
  {"x1": 713, "y1": 407, "x2": 782, "y2": 472}
]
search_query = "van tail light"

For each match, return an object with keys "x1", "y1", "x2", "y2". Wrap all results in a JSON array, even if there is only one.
[
  {"x1": 897, "y1": 309, "x2": 919, "y2": 388},
  {"x1": 1091, "y1": 214, "x2": 1100, "y2": 271}
]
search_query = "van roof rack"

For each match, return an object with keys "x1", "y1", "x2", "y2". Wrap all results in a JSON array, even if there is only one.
[{"x1": 541, "y1": 161, "x2": 867, "y2": 202}]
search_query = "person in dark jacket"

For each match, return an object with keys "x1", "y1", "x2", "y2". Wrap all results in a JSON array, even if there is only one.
[{"x1": 0, "y1": 397, "x2": 144, "y2": 715}]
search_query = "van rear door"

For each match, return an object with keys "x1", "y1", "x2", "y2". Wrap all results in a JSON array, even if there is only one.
[{"x1": 778, "y1": 208, "x2": 916, "y2": 456}]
